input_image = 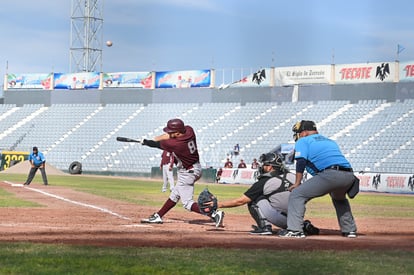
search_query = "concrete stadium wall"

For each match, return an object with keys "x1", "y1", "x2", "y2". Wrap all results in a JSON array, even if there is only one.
[{"x1": 3, "y1": 82, "x2": 414, "y2": 106}]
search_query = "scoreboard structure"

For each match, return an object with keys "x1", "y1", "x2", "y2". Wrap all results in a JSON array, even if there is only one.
[{"x1": 0, "y1": 151, "x2": 29, "y2": 171}]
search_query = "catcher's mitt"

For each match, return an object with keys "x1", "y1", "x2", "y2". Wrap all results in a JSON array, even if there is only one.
[{"x1": 197, "y1": 188, "x2": 218, "y2": 215}]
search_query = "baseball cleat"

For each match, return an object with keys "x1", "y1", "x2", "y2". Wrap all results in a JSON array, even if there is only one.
[
  {"x1": 278, "y1": 229, "x2": 306, "y2": 238},
  {"x1": 141, "y1": 213, "x2": 163, "y2": 224},
  {"x1": 212, "y1": 210, "x2": 224, "y2": 228},
  {"x1": 250, "y1": 225, "x2": 272, "y2": 235},
  {"x1": 342, "y1": 231, "x2": 357, "y2": 238},
  {"x1": 303, "y1": 220, "x2": 320, "y2": 236}
]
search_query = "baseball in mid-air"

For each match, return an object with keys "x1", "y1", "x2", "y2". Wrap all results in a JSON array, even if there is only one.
[{"x1": 106, "y1": 40, "x2": 113, "y2": 47}]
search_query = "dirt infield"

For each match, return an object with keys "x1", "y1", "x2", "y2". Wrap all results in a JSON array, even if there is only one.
[{"x1": 0, "y1": 180, "x2": 413, "y2": 251}]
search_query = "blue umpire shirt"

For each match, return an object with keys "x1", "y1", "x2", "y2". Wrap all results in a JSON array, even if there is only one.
[
  {"x1": 29, "y1": 151, "x2": 46, "y2": 166},
  {"x1": 294, "y1": 133, "x2": 351, "y2": 176}
]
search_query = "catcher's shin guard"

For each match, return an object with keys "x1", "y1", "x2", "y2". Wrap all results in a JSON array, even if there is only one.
[{"x1": 248, "y1": 202, "x2": 268, "y2": 229}]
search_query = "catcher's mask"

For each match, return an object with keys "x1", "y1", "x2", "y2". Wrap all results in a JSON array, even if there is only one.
[
  {"x1": 258, "y1": 152, "x2": 285, "y2": 175},
  {"x1": 292, "y1": 120, "x2": 317, "y2": 141}
]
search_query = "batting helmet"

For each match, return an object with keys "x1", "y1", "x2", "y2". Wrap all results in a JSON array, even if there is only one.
[
  {"x1": 292, "y1": 120, "x2": 317, "y2": 141},
  {"x1": 163, "y1": 118, "x2": 185, "y2": 133}
]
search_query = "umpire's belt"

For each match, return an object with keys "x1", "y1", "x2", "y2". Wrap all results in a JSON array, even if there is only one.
[{"x1": 321, "y1": 165, "x2": 353, "y2": 172}]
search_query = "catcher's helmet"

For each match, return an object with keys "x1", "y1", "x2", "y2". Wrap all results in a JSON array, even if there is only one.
[
  {"x1": 258, "y1": 152, "x2": 286, "y2": 175},
  {"x1": 163, "y1": 118, "x2": 185, "y2": 133},
  {"x1": 292, "y1": 120, "x2": 317, "y2": 141}
]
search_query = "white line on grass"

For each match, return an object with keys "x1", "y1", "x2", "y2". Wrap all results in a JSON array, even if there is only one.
[{"x1": 3, "y1": 181, "x2": 132, "y2": 221}]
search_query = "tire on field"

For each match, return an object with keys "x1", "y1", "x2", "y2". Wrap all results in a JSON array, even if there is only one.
[{"x1": 69, "y1": 161, "x2": 82, "y2": 175}]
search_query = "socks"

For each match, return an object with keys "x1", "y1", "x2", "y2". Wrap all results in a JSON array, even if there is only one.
[
  {"x1": 158, "y1": 199, "x2": 203, "y2": 217},
  {"x1": 191, "y1": 202, "x2": 201, "y2": 214},
  {"x1": 158, "y1": 198, "x2": 177, "y2": 217}
]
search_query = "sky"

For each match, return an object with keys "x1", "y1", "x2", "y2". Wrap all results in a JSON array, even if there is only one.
[{"x1": 0, "y1": 0, "x2": 413, "y2": 82}]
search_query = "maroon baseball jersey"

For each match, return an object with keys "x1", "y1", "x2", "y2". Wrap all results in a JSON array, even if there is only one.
[
  {"x1": 160, "y1": 150, "x2": 174, "y2": 166},
  {"x1": 160, "y1": 125, "x2": 199, "y2": 170}
]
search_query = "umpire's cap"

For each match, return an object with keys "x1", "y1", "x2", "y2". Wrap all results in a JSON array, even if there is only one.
[
  {"x1": 292, "y1": 120, "x2": 317, "y2": 141},
  {"x1": 292, "y1": 120, "x2": 317, "y2": 133},
  {"x1": 163, "y1": 118, "x2": 185, "y2": 133}
]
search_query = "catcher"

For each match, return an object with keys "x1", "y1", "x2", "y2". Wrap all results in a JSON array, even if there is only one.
[{"x1": 202, "y1": 152, "x2": 319, "y2": 235}]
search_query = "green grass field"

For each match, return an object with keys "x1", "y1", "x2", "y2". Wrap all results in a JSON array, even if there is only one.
[{"x1": 1, "y1": 173, "x2": 413, "y2": 274}]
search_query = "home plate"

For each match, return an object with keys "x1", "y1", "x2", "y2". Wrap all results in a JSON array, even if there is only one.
[
  {"x1": 122, "y1": 224, "x2": 152, "y2": 228},
  {"x1": 3, "y1": 181, "x2": 24, "y2": 187}
]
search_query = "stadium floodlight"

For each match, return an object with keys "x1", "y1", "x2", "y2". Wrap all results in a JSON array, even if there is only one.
[{"x1": 70, "y1": 0, "x2": 104, "y2": 73}]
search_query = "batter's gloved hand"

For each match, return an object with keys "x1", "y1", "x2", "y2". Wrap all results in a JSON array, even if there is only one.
[{"x1": 197, "y1": 188, "x2": 218, "y2": 216}]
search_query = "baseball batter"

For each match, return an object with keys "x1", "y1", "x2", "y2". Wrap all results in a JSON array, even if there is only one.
[
  {"x1": 279, "y1": 120, "x2": 357, "y2": 238},
  {"x1": 141, "y1": 118, "x2": 224, "y2": 227}
]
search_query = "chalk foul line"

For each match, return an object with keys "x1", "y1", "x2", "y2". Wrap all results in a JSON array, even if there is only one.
[{"x1": 3, "y1": 181, "x2": 132, "y2": 221}]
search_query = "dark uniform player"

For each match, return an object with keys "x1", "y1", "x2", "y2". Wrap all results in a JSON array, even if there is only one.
[
  {"x1": 251, "y1": 158, "x2": 259, "y2": 169},
  {"x1": 210, "y1": 152, "x2": 318, "y2": 236},
  {"x1": 237, "y1": 159, "x2": 247, "y2": 168},
  {"x1": 23, "y1": 146, "x2": 48, "y2": 186},
  {"x1": 141, "y1": 118, "x2": 224, "y2": 227},
  {"x1": 224, "y1": 158, "x2": 233, "y2": 168}
]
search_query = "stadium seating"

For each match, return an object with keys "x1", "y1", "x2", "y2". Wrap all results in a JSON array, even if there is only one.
[{"x1": 0, "y1": 100, "x2": 413, "y2": 175}]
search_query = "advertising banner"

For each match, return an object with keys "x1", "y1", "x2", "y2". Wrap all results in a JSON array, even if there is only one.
[
  {"x1": 335, "y1": 62, "x2": 395, "y2": 84},
  {"x1": 356, "y1": 172, "x2": 414, "y2": 194},
  {"x1": 399, "y1": 61, "x2": 414, "y2": 82},
  {"x1": 54, "y1": 72, "x2": 100, "y2": 90},
  {"x1": 155, "y1": 69, "x2": 211, "y2": 88},
  {"x1": 228, "y1": 68, "x2": 271, "y2": 88},
  {"x1": 234, "y1": 168, "x2": 260, "y2": 184},
  {"x1": 274, "y1": 65, "x2": 331, "y2": 86},
  {"x1": 218, "y1": 168, "x2": 238, "y2": 184},
  {"x1": 102, "y1": 72, "x2": 153, "y2": 88},
  {"x1": 218, "y1": 168, "x2": 259, "y2": 184},
  {"x1": 6, "y1": 73, "x2": 53, "y2": 90},
  {"x1": 219, "y1": 168, "x2": 414, "y2": 193}
]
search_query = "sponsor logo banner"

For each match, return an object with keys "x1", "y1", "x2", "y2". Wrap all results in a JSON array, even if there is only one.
[
  {"x1": 274, "y1": 65, "x2": 331, "y2": 86},
  {"x1": 218, "y1": 168, "x2": 259, "y2": 184},
  {"x1": 355, "y1": 173, "x2": 414, "y2": 194},
  {"x1": 228, "y1": 68, "x2": 271, "y2": 88},
  {"x1": 54, "y1": 72, "x2": 100, "y2": 90},
  {"x1": 399, "y1": 62, "x2": 414, "y2": 82},
  {"x1": 335, "y1": 62, "x2": 395, "y2": 84},
  {"x1": 155, "y1": 70, "x2": 211, "y2": 88},
  {"x1": 103, "y1": 72, "x2": 152, "y2": 88},
  {"x1": 6, "y1": 73, "x2": 53, "y2": 90}
]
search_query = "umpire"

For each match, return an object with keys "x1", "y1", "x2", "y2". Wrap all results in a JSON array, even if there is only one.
[
  {"x1": 23, "y1": 146, "x2": 48, "y2": 186},
  {"x1": 279, "y1": 120, "x2": 357, "y2": 238}
]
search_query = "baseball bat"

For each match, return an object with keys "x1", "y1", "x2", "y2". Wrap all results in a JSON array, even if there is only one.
[{"x1": 116, "y1": 136, "x2": 142, "y2": 143}]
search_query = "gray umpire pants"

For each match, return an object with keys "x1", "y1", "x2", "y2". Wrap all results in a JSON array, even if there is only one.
[
  {"x1": 25, "y1": 166, "x2": 48, "y2": 185},
  {"x1": 287, "y1": 169, "x2": 357, "y2": 233}
]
